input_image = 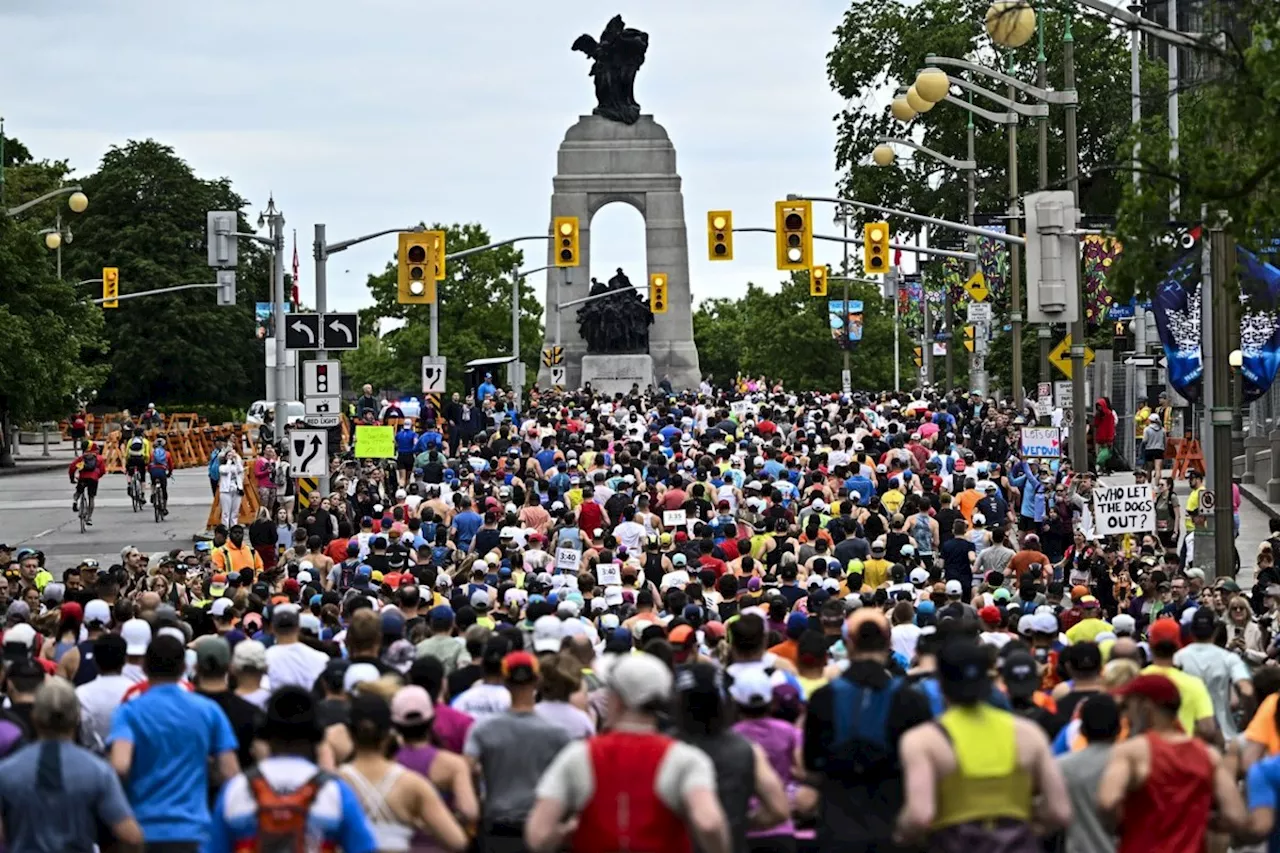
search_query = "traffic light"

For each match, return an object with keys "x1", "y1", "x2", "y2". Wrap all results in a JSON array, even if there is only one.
[
  {"x1": 913, "y1": 346, "x2": 923, "y2": 367},
  {"x1": 863, "y1": 221, "x2": 890, "y2": 274},
  {"x1": 963, "y1": 325, "x2": 976, "y2": 352},
  {"x1": 397, "y1": 232, "x2": 437, "y2": 304},
  {"x1": 707, "y1": 210, "x2": 733, "y2": 261},
  {"x1": 774, "y1": 200, "x2": 812, "y2": 271},
  {"x1": 554, "y1": 216, "x2": 580, "y2": 267},
  {"x1": 810, "y1": 265, "x2": 828, "y2": 297},
  {"x1": 216, "y1": 270, "x2": 236, "y2": 307},
  {"x1": 429, "y1": 230, "x2": 446, "y2": 280},
  {"x1": 1024, "y1": 190, "x2": 1080, "y2": 323},
  {"x1": 102, "y1": 267, "x2": 119, "y2": 309},
  {"x1": 649, "y1": 273, "x2": 668, "y2": 314}
]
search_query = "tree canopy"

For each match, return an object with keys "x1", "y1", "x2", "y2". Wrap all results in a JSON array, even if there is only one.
[
  {"x1": 65, "y1": 140, "x2": 270, "y2": 412},
  {"x1": 343, "y1": 223, "x2": 544, "y2": 395}
]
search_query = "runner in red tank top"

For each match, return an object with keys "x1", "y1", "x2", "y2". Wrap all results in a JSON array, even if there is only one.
[
  {"x1": 524, "y1": 654, "x2": 731, "y2": 853},
  {"x1": 1098, "y1": 674, "x2": 1245, "y2": 852}
]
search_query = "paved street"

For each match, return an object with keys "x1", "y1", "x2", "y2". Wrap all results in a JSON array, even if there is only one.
[{"x1": 0, "y1": 466, "x2": 214, "y2": 567}]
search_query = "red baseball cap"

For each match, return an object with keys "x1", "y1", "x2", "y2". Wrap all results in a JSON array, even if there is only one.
[
  {"x1": 668, "y1": 625, "x2": 696, "y2": 645},
  {"x1": 1114, "y1": 673, "x2": 1181, "y2": 711},
  {"x1": 979, "y1": 605, "x2": 1001, "y2": 626},
  {"x1": 1148, "y1": 617, "x2": 1183, "y2": 649}
]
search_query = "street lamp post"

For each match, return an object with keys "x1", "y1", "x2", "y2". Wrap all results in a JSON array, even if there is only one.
[
  {"x1": 871, "y1": 136, "x2": 978, "y2": 393},
  {"x1": 30, "y1": 189, "x2": 89, "y2": 280},
  {"x1": 511, "y1": 264, "x2": 551, "y2": 408}
]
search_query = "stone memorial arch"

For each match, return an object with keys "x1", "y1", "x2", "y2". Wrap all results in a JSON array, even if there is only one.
[{"x1": 537, "y1": 114, "x2": 701, "y2": 393}]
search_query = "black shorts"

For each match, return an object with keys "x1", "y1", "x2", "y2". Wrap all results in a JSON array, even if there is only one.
[
  {"x1": 397, "y1": 451, "x2": 415, "y2": 471},
  {"x1": 126, "y1": 458, "x2": 147, "y2": 476},
  {"x1": 1145, "y1": 449, "x2": 1165, "y2": 462},
  {"x1": 76, "y1": 479, "x2": 99, "y2": 498}
]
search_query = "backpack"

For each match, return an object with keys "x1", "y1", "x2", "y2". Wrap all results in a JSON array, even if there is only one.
[
  {"x1": 824, "y1": 676, "x2": 903, "y2": 781},
  {"x1": 246, "y1": 766, "x2": 330, "y2": 853},
  {"x1": 81, "y1": 453, "x2": 98, "y2": 472},
  {"x1": 151, "y1": 448, "x2": 168, "y2": 468},
  {"x1": 338, "y1": 560, "x2": 357, "y2": 592},
  {"x1": 128, "y1": 437, "x2": 145, "y2": 456}
]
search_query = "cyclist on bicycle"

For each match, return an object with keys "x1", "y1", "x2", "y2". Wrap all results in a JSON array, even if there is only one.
[
  {"x1": 148, "y1": 436, "x2": 175, "y2": 515},
  {"x1": 69, "y1": 442, "x2": 106, "y2": 524},
  {"x1": 124, "y1": 427, "x2": 151, "y2": 498}
]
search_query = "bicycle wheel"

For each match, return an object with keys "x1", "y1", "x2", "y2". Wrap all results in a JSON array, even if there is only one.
[
  {"x1": 79, "y1": 502, "x2": 88, "y2": 534},
  {"x1": 131, "y1": 476, "x2": 141, "y2": 512},
  {"x1": 155, "y1": 496, "x2": 162, "y2": 523}
]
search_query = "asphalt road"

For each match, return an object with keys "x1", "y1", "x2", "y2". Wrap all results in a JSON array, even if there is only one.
[{"x1": 0, "y1": 466, "x2": 215, "y2": 568}]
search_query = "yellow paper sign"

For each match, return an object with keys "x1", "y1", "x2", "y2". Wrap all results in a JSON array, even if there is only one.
[{"x1": 354, "y1": 425, "x2": 396, "y2": 458}]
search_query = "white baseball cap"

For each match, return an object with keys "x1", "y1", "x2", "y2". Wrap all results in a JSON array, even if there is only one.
[
  {"x1": 122, "y1": 618, "x2": 152, "y2": 656},
  {"x1": 944, "y1": 580, "x2": 964, "y2": 597},
  {"x1": 84, "y1": 599, "x2": 111, "y2": 626},
  {"x1": 909, "y1": 567, "x2": 930, "y2": 586},
  {"x1": 532, "y1": 615, "x2": 565, "y2": 653},
  {"x1": 210, "y1": 598, "x2": 236, "y2": 619},
  {"x1": 3, "y1": 623, "x2": 35, "y2": 649}
]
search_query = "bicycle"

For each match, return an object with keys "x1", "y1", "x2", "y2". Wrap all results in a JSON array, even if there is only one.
[
  {"x1": 153, "y1": 479, "x2": 167, "y2": 523},
  {"x1": 129, "y1": 468, "x2": 145, "y2": 513},
  {"x1": 78, "y1": 490, "x2": 92, "y2": 534}
]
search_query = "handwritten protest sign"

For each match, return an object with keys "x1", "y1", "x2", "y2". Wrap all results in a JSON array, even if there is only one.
[{"x1": 1019, "y1": 427, "x2": 1061, "y2": 458}]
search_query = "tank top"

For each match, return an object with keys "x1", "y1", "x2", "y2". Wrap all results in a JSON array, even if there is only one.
[
  {"x1": 912, "y1": 514, "x2": 934, "y2": 555},
  {"x1": 573, "y1": 732, "x2": 692, "y2": 853},
  {"x1": 1117, "y1": 733, "x2": 1213, "y2": 853},
  {"x1": 339, "y1": 763, "x2": 415, "y2": 853},
  {"x1": 52, "y1": 638, "x2": 77, "y2": 663},
  {"x1": 683, "y1": 731, "x2": 755, "y2": 853},
  {"x1": 732, "y1": 718, "x2": 798, "y2": 836},
  {"x1": 72, "y1": 639, "x2": 98, "y2": 686},
  {"x1": 931, "y1": 704, "x2": 1035, "y2": 851},
  {"x1": 717, "y1": 484, "x2": 738, "y2": 513},
  {"x1": 396, "y1": 744, "x2": 452, "y2": 853}
]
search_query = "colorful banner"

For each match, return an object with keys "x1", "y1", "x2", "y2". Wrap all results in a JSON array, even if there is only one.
[
  {"x1": 976, "y1": 223, "x2": 1009, "y2": 302},
  {"x1": 1082, "y1": 236, "x2": 1122, "y2": 328},
  {"x1": 1237, "y1": 246, "x2": 1280, "y2": 403},
  {"x1": 1151, "y1": 231, "x2": 1205, "y2": 401},
  {"x1": 827, "y1": 300, "x2": 865, "y2": 348}
]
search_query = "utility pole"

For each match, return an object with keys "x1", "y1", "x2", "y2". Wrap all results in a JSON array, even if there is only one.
[
  {"x1": 262, "y1": 198, "x2": 287, "y2": 432},
  {"x1": 1007, "y1": 55, "x2": 1024, "y2": 411},
  {"x1": 313, "y1": 222, "x2": 330, "y2": 498},
  {"x1": 1064, "y1": 14, "x2": 1087, "y2": 471},
  {"x1": 1036, "y1": 16, "x2": 1053, "y2": 403}
]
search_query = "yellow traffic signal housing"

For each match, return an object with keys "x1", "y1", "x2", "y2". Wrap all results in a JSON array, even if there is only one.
[
  {"x1": 810, "y1": 265, "x2": 828, "y2": 297},
  {"x1": 554, "y1": 216, "x2": 580, "y2": 267},
  {"x1": 397, "y1": 232, "x2": 438, "y2": 304},
  {"x1": 774, "y1": 200, "x2": 812, "y2": 271},
  {"x1": 649, "y1": 273, "x2": 668, "y2": 314},
  {"x1": 102, "y1": 267, "x2": 119, "y2": 309},
  {"x1": 707, "y1": 210, "x2": 733, "y2": 261},
  {"x1": 913, "y1": 346, "x2": 923, "y2": 367},
  {"x1": 429, "y1": 230, "x2": 446, "y2": 280},
  {"x1": 963, "y1": 325, "x2": 976, "y2": 352},
  {"x1": 863, "y1": 221, "x2": 890, "y2": 274}
]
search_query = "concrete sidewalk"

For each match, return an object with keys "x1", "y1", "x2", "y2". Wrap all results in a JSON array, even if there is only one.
[{"x1": 0, "y1": 441, "x2": 80, "y2": 477}]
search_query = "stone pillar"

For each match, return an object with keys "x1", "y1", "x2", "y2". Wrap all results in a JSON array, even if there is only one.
[
  {"x1": 1268, "y1": 429, "x2": 1280, "y2": 503},
  {"x1": 539, "y1": 115, "x2": 701, "y2": 391},
  {"x1": 1244, "y1": 435, "x2": 1268, "y2": 484}
]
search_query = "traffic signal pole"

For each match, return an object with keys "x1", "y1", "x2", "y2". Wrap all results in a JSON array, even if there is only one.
[{"x1": 1063, "y1": 14, "x2": 1088, "y2": 472}]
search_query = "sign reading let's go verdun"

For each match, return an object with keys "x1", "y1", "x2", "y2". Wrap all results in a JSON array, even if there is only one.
[
  {"x1": 1019, "y1": 427, "x2": 1061, "y2": 458},
  {"x1": 1093, "y1": 483, "x2": 1157, "y2": 535}
]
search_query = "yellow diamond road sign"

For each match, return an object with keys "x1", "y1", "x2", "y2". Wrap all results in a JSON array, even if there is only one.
[
  {"x1": 1048, "y1": 333, "x2": 1095, "y2": 380},
  {"x1": 964, "y1": 271, "x2": 989, "y2": 302}
]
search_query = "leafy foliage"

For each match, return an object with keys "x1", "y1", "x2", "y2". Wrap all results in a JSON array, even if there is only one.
[
  {"x1": 693, "y1": 273, "x2": 906, "y2": 391},
  {"x1": 65, "y1": 140, "x2": 272, "y2": 411},
  {"x1": 345, "y1": 223, "x2": 544, "y2": 395}
]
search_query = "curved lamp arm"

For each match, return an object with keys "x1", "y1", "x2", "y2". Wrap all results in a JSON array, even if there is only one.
[
  {"x1": 925, "y1": 55, "x2": 1078, "y2": 105},
  {"x1": 874, "y1": 136, "x2": 976, "y2": 171}
]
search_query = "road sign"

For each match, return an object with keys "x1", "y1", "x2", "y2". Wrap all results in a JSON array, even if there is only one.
[
  {"x1": 1048, "y1": 333, "x2": 1095, "y2": 380},
  {"x1": 1124, "y1": 354, "x2": 1157, "y2": 367},
  {"x1": 1037, "y1": 381, "x2": 1052, "y2": 400},
  {"x1": 966, "y1": 302, "x2": 993, "y2": 324},
  {"x1": 303, "y1": 360, "x2": 341, "y2": 398},
  {"x1": 964, "y1": 271, "x2": 989, "y2": 302},
  {"x1": 1054, "y1": 380, "x2": 1072, "y2": 407},
  {"x1": 305, "y1": 395, "x2": 342, "y2": 416},
  {"x1": 302, "y1": 414, "x2": 340, "y2": 428},
  {"x1": 322, "y1": 313, "x2": 359, "y2": 350},
  {"x1": 289, "y1": 429, "x2": 327, "y2": 477},
  {"x1": 841, "y1": 369, "x2": 852, "y2": 394},
  {"x1": 1200, "y1": 489, "x2": 1215, "y2": 512},
  {"x1": 421, "y1": 356, "x2": 447, "y2": 394},
  {"x1": 550, "y1": 366, "x2": 566, "y2": 389},
  {"x1": 284, "y1": 314, "x2": 321, "y2": 350},
  {"x1": 542, "y1": 346, "x2": 564, "y2": 367}
]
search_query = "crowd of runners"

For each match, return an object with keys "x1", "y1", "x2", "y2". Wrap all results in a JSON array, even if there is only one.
[{"x1": 6, "y1": 380, "x2": 1280, "y2": 853}]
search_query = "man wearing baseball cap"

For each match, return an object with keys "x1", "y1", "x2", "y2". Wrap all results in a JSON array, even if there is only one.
[
  {"x1": 1141, "y1": 617, "x2": 1218, "y2": 743},
  {"x1": 466, "y1": 650, "x2": 570, "y2": 852},
  {"x1": 525, "y1": 653, "x2": 731, "y2": 853},
  {"x1": 1099, "y1": 673, "x2": 1246, "y2": 850},
  {"x1": 896, "y1": 639, "x2": 1070, "y2": 848}
]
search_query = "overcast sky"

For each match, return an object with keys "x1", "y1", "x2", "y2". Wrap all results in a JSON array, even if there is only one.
[{"x1": 1, "y1": 0, "x2": 859, "y2": 317}]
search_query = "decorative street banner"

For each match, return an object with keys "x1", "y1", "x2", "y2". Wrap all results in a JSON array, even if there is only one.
[
  {"x1": 1019, "y1": 427, "x2": 1062, "y2": 458},
  {"x1": 828, "y1": 300, "x2": 865, "y2": 347},
  {"x1": 1151, "y1": 231, "x2": 1205, "y2": 401},
  {"x1": 1082, "y1": 235, "x2": 1122, "y2": 328},
  {"x1": 1094, "y1": 483, "x2": 1156, "y2": 535},
  {"x1": 1236, "y1": 245, "x2": 1280, "y2": 403}
]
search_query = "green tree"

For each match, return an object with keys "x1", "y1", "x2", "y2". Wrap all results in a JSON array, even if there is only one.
[
  {"x1": 693, "y1": 273, "x2": 905, "y2": 391},
  {"x1": 0, "y1": 140, "x2": 109, "y2": 464},
  {"x1": 346, "y1": 223, "x2": 544, "y2": 395},
  {"x1": 65, "y1": 140, "x2": 271, "y2": 411},
  {"x1": 1112, "y1": 0, "x2": 1280, "y2": 296}
]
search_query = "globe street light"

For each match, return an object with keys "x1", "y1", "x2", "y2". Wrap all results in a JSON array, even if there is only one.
[
  {"x1": 914, "y1": 67, "x2": 951, "y2": 103},
  {"x1": 872, "y1": 144, "x2": 896, "y2": 166},
  {"x1": 44, "y1": 231, "x2": 61, "y2": 250},
  {"x1": 890, "y1": 97, "x2": 917, "y2": 122},
  {"x1": 905, "y1": 85, "x2": 935, "y2": 113},
  {"x1": 1229, "y1": 349, "x2": 1244, "y2": 369},
  {"x1": 68, "y1": 191, "x2": 89, "y2": 214},
  {"x1": 986, "y1": 0, "x2": 1037, "y2": 48}
]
